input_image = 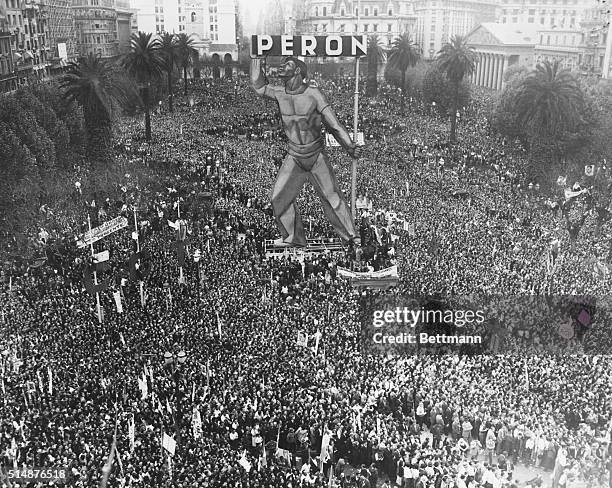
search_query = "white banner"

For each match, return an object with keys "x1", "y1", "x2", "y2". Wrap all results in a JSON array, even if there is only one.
[
  {"x1": 77, "y1": 216, "x2": 128, "y2": 248},
  {"x1": 162, "y1": 433, "x2": 176, "y2": 456},
  {"x1": 113, "y1": 291, "x2": 123, "y2": 313},
  {"x1": 326, "y1": 132, "x2": 365, "y2": 147},
  {"x1": 93, "y1": 250, "x2": 110, "y2": 263}
]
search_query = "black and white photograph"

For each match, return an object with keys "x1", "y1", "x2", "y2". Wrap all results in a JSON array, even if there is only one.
[{"x1": 0, "y1": 0, "x2": 611, "y2": 487}]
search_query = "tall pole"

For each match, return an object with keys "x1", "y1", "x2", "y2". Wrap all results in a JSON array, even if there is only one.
[
  {"x1": 177, "y1": 200, "x2": 184, "y2": 284},
  {"x1": 134, "y1": 207, "x2": 145, "y2": 307},
  {"x1": 603, "y1": 20, "x2": 612, "y2": 79},
  {"x1": 351, "y1": 0, "x2": 362, "y2": 216},
  {"x1": 88, "y1": 215, "x2": 102, "y2": 324}
]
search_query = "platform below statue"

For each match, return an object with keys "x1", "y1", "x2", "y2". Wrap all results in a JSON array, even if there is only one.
[{"x1": 264, "y1": 238, "x2": 343, "y2": 259}]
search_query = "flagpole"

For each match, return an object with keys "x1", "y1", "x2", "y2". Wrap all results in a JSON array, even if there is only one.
[
  {"x1": 351, "y1": 0, "x2": 362, "y2": 217},
  {"x1": 177, "y1": 200, "x2": 184, "y2": 285},
  {"x1": 88, "y1": 215, "x2": 102, "y2": 324},
  {"x1": 134, "y1": 207, "x2": 145, "y2": 308}
]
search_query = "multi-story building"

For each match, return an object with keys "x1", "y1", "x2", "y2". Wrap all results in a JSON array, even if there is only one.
[
  {"x1": 497, "y1": 0, "x2": 595, "y2": 29},
  {"x1": 131, "y1": 0, "x2": 238, "y2": 65},
  {"x1": 39, "y1": 0, "x2": 76, "y2": 69},
  {"x1": 576, "y1": 4, "x2": 609, "y2": 75},
  {"x1": 73, "y1": 0, "x2": 133, "y2": 59},
  {"x1": 296, "y1": 0, "x2": 417, "y2": 47},
  {"x1": 534, "y1": 27, "x2": 582, "y2": 69},
  {"x1": 115, "y1": 0, "x2": 132, "y2": 54},
  {"x1": 414, "y1": 0, "x2": 498, "y2": 59},
  {"x1": 0, "y1": 0, "x2": 16, "y2": 91},
  {"x1": 466, "y1": 22, "x2": 537, "y2": 89},
  {"x1": 22, "y1": 0, "x2": 49, "y2": 78}
]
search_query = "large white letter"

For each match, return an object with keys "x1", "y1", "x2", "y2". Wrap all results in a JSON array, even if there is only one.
[
  {"x1": 351, "y1": 35, "x2": 367, "y2": 56},
  {"x1": 256, "y1": 35, "x2": 273, "y2": 56},
  {"x1": 281, "y1": 35, "x2": 294, "y2": 55},
  {"x1": 301, "y1": 35, "x2": 317, "y2": 56},
  {"x1": 326, "y1": 35, "x2": 343, "y2": 56}
]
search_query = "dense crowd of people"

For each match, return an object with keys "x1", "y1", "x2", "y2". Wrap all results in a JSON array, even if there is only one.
[{"x1": 0, "y1": 73, "x2": 611, "y2": 488}]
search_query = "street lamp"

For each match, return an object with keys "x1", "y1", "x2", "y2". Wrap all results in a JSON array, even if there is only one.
[{"x1": 164, "y1": 350, "x2": 188, "y2": 444}]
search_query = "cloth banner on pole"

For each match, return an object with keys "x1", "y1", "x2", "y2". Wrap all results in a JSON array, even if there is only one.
[
  {"x1": 113, "y1": 291, "x2": 123, "y2": 313},
  {"x1": 162, "y1": 433, "x2": 176, "y2": 456}
]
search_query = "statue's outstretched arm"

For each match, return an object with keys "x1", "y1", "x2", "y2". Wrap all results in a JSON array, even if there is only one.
[
  {"x1": 250, "y1": 58, "x2": 276, "y2": 100},
  {"x1": 313, "y1": 88, "x2": 356, "y2": 156}
]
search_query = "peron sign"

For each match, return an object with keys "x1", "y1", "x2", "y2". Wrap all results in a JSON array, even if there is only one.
[{"x1": 251, "y1": 35, "x2": 367, "y2": 58}]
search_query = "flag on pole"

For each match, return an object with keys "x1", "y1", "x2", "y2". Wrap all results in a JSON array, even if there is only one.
[
  {"x1": 162, "y1": 433, "x2": 177, "y2": 456},
  {"x1": 312, "y1": 330, "x2": 322, "y2": 355},
  {"x1": 238, "y1": 450, "x2": 252, "y2": 472},
  {"x1": 113, "y1": 291, "x2": 123, "y2": 313},
  {"x1": 47, "y1": 366, "x2": 53, "y2": 395},
  {"x1": 216, "y1": 311, "x2": 222, "y2": 337},
  {"x1": 128, "y1": 415, "x2": 135, "y2": 453},
  {"x1": 99, "y1": 435, "x2": 117, "y2": 488},
  {"x1": 138, "y1": 373, "x2": 148, "y2": 400}
]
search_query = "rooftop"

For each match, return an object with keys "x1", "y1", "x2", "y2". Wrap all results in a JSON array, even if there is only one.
[{"x1": 475, "y1": 22, "x2": 540, "y2": 45}]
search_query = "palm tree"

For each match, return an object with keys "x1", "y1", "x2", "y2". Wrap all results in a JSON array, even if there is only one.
[
  {"x1": 59, "y1": 54, "x2": 132, "y2": 164},
  {"x1": 366, "y1": 35, "x2": 385, "y2": 96},
  {"x1": 176, "y1": 33, "x2": 198, "y2": 97},
  {"x1": 515, "y1": 60, "x2": 584, "y2": 139},
  {"x1": 122, "y1": 32, "x2": 163, "y2": 141},
  {"x1": 387, "y1": 33, "x2": 421, "y2": 112},
  {"x1": 159, "y1": 32, "x2": 178, "y2": 112},
  {"x1": 436, "y1": 35, "x2": 477, "y2": 143}
]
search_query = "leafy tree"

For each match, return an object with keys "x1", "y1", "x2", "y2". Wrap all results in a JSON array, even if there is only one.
[
  {"x1": 515, "y1": 60, "x2": 585, "y2": 140},
  {"x1": 29, "y1": 83, "x2": 85, "y2": 157},
  {"x1": 122, "y1": 32, "x2": 164, "y2": 141},
  {"x1": 176, "y1": 33, "x2": 198, "y2": 97},
  {"x1": 421, "y1": 64, "x2": 470, "y2": 115},
  {"x1": 436, "y1": 35, "x2": 477, "y2": 143},
  {"x1": 387, "y1": 33, "x2": 421, "y2": 112},
  {"x1": 60, "y1": 54, "x2": 132, "y2": 163},
  {"x1": 159, "y1": 32, "x2": 178, "y2": 112},
  {"x1": 366, "y1": 35, "x2": 385, "y2": 96}
]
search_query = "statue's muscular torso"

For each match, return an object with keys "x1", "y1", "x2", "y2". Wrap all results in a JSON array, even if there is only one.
[
  {"x1": 250, "y1": 58, "x2": 353, "y2": 156},
  {"x1": 274, "y1": 86, "x2": 324, "y2": 146}
]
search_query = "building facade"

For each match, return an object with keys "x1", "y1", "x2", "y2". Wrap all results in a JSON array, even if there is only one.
[
  {"x1": 72, "y1": 0, "x2": 133, "y2": 59},
  {"x1": 0, "y1": 0, "x2": 16, "y2": 91},
  {"x1": 296, "y1": 0, "x2": 417, "y2": 47},
  {"x1": 414, "y1": 0, "x2": 497, "y2": 59},
  {"x1": 466, "y1": 22, "x2": 538, "y2": 89},
  {"x1": 130, "y1": 0, "x2": 237, "y2": 61},
  {"x1": 497, "y1": 0, "x2": 595, "y2": 29},
  {"x1": 39, "y1": 0, "x2": 76, "y2": 69},
  {"x1": 533, "y1": 27, "x2": 582, "y2": 70}
]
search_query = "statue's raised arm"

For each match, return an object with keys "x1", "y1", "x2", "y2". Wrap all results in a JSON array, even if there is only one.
[{"x1": 250, "y1": 57, "x2": 278, "y2": 100}]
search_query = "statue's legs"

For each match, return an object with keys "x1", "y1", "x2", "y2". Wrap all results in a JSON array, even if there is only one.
[
  {"x1": 271, "y1": 154, "x2": 309, "y2": 246},
  {"x1": 307, "y1": 151, "x2": 357, "y2": 242}
]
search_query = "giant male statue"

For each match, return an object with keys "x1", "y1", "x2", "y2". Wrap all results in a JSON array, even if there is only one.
[{"x1": 250, "y1": 56, "x2": 359, "y2": 247}]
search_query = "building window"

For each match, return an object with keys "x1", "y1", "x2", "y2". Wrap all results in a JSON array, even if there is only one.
[
  {"x1": 373, "y1": 24, "x2": 377, "y2": 31},
  {"x1": 528, "y1": 17, "x2": 534, "y2": 22},
  {"x1": 314, "y1": 6, "x2": 318, "y2": 16},
  {"x1": 322, "y1": 23, "x2": 327, "y2": 32},
  {"x1": 364, "y1": 24, "x2": 368, "y2": 31},
  {"x1": 374, "y1": 8, "x2": 378, "y2": 16},
  {"x1": 341, "y1": 8, "x2": 345, "y2": 15},
  {"x1": 323, "y1": 6, "x2": 326, "y2": 16},
  {"x1": 364, "y1": 8, "x2": 369, "y2": 16},
  {"x1": 191, "y1": 12, "x2": 196, "y2": 22},
  {"x1": 388, "y1": 23, "x2": 392, "y2": 31},
  {"x1": 340, "y1": 24, "x2": 345, "y2": 32},
  {"x1": 388, "y1": 9, "x2": 393, "y2": 15}
]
